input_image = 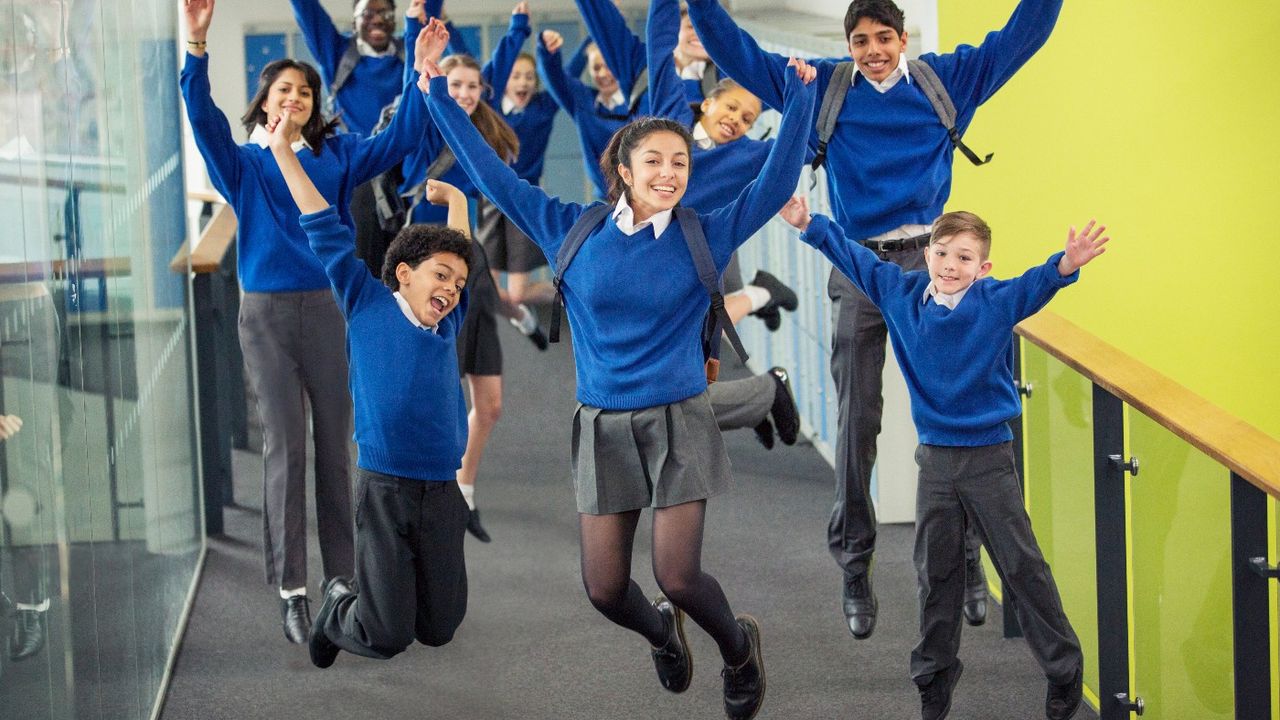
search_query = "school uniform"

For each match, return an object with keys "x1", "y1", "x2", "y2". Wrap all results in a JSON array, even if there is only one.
[
  {"x1": 800, "y1": 213, "x2": 1084, "y2": 687},
  {"x1": 422, "y1": 68, "x2": 814, "y2": 511},
  {"x1": 686, "y1": 0, "x2": 1063, "y2": 581},
  {"x1": 180, "y1": 52, "x2": 426, "y2": 591},
  {"x1": 301, "y1": 206, "x2": 470, "y2": 658}
]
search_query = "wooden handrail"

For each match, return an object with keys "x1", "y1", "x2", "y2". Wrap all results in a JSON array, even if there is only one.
[
  {"x1": 170, "y1": 201, "x2": 237, "y2": 274},
  {"x1": 186, "y1": 188, "x2": 225, "y2": 204},
  {"x1": 1016, "y1": 311, "x2": 1280, "y2": 499}
]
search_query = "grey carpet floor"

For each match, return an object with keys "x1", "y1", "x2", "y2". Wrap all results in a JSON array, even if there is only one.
[{"x1": 159, "y1": 319, "x2": 1097, "y2": 720}]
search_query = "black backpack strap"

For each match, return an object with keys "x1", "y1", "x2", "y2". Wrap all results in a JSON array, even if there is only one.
[
  {"x1": 673, "y1": 207, "x2": 748, "y2": 379},
  {"x1": 908, "y1": 59, "x2": 992, "y2": 166},
  {"x1": 811, "y1": 61, "x2": 856, "y2": 172},
  {"x1": 401, "y1": 147, "x2": 458, "y2": 218},
  {"x1": 549, "y1": 204, "x2": 613, "y2": 343}
]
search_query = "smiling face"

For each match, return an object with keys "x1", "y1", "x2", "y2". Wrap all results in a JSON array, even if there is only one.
[
  {"x1": 396, "y1": 252, "x2": 468, "y2": 326},
  {"x1": 924, "y1": 232, "x2": 992, "y2": 295},
  {"x1": 446, "y1": 65, "x2": 483, "y2": 116},
  {"x1": 259, "y1": 68, "x2": 314, "y2": 129},
  {"x1": 617, "y1": 130, "x2": 689, "y2": 220},
  {"x1": 505, "y1": 56, "x2": 537, "y2": 109},
  {"x1": 698, "y1": 85, "x2": 761, "y2": 144},
  {"x1": 587, "y1": 47, "x2": 620, "y2": 99},
  {"x1": 355, "y1": 0, "x2": 396, "y2": 52},
  {"x1": 847, "y1": 16, "x2": 907, "y2": 83},
  {"x1": 677, "y1": 14, "x2": 709, "y2": 62}
]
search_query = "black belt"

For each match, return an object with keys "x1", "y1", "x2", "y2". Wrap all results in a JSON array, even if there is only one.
[{"x1": 860, "y1": 232, "x2": 932, "y2": 254}]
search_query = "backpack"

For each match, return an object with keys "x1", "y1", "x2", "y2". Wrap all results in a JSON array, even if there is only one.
[
  {"x1": 548, "y1": 204, "x2": 748, "y2": 383},
  {"x1": 325, "y1": 36, "x2": 407, "y2": 124},
  {"x1": 810, "y1": 59, "x2": 992, "y2": 172},
  {"x1": 366, "y1": 95, "x2": 457, "y2": 234}
]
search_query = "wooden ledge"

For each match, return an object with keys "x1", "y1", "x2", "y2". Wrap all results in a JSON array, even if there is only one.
[
  {"x1": 171, "y1": 202, "x2": 237, "y2": 274},
  {"x1": 1016, "y1": 311, "x2": 1280, "y2": 499}
]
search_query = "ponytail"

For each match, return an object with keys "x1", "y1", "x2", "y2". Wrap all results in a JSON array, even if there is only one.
[{"x1": 598, "y1": 117, "x2": 693, "y2": 203}]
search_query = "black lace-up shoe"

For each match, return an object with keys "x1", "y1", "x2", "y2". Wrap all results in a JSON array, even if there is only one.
[
  {"x1": 9, "y1": 607, "x2": 46, "y2": 661},
  {"x1": 842, "y1": 572, "x2": 877, "y2": 639},
  {"x1": 919, "y1": 659, "x2": 964, "y2": 720},
  {"x1": 963, "y1": 555, "x2": 988, "y2": 626},
  {"x1": 466, "y1": 508, "x2": 492, "y2": 543},
  {"x1": 751, "y1": 270, "x2": 798, "y2": 313},
  {"x1": 722, "y1": 615, "x2": 765, "y2": 720},
  {"x1": 768, "y1": 367, "x2": 800, "y2": 445},
  {"x1": 309, "y1": 576, "x2": 353, "y2": 669},
  {"x1": 281, "y1": 595, "x2": 311, "y2": 644},
  {"x1": 1046, "y1": 666, "x2": 1083, "y2": 719},
  {"x1": 650, "y1": 595, "x2": 692, "y2": 693},
  {"x1": 755, "y1": 305, "x2": 782, "y2": 332},
  {"x1": 751, "y1": 419, "x2": 775, "y2": 450}
]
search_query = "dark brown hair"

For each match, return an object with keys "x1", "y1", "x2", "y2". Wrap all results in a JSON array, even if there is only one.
[
  {"x1": 240, "y1": 59, "x2": 340, "y2": 156},
  {"x1": 599, "y1": 117, "x2": 694, "y2": 203},
  {"x1": 931, "y1": 211, "x2": 992, "y2": 258},
  {"x1": 843, "y1": 0, "x2": 905, "y2": 39},
  {"x1": 381, "y1": 225, "x2": 472, "y2": 290},
  {"x1": 440, "y1": 55, "x2": 520, "y2": 163}
]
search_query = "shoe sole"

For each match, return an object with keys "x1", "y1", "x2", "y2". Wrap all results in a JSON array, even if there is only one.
[{"x1": 733, "y1": 614, "x2": 765, "y2": 720}]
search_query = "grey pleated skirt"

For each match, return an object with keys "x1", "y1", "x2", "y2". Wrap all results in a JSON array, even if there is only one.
[{"x1": 571, "y1": 392, "x2": 733, "y2": 515}]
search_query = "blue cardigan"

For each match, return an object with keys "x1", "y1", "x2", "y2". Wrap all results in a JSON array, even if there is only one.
[
  {"x1": 687, "y1": 0, "x2": 1062, "y2": 241},
  {"x1": 300, "y1": 206, "x2": 468, "y2": 480},
  {"x1": 800, "y1": 213, "x2": 1077, "y2": 446},
  {"x1": 179, "y1": 52, "x2": 425, "y2": 292},
  {"x1": 423, "y1": 71, "x2": 814, "y2": 409}
]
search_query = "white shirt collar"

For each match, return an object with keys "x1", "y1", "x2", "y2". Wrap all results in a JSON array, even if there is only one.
[
  {"x1": 393, "y1": 291, "x2": 438, "y2": 333},
  {"x1": 501, "y1": 95, "x2": 521, "y2": 115},
  {"x1": 599, "y1": 88, "x2": 626, "y2": 110},
  {"x1": 355, "y1": 37, "x2": 399, "y2": 58},
  {"x1": 611, "y1": 194, "x2": 672, "y2": 238},
  {"x1": 249, "y1": 124, "x2": 310, "y2": 153},
  {"x1": 691, "y1": 122, "x2": 716, "y2": 150},
  {"x1": 679, "y1": 59, "x2": 708, "y2": 82},
  {"x1": 922, "y1": 281, "x2": 970, "y2": 310},
  {"x1": 852, "y1": 53, "x2": 911, "y2": 94}
]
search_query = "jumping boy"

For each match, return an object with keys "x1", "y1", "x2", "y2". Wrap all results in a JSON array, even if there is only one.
[
  {"x1": 782, "y1": 197, "x2": 1099, "y2": 720},
  {"x1": 685, "y1": 0, "x2": 1062, "y2": 638},
  {"x1": 264, "y1": 107, "x2": 474, "y2": 667}
]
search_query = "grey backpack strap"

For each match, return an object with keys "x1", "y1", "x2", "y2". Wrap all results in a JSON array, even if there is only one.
[
  {"x1": 811, "y1": 61, "x2": 856, "y2": 171},
  {"x1": 328, "y1": 40, "x2": 363, "y2": 116},
  {"x1": 549, "y1": 204, "x2": 613, "y2": 343},
  {"x1": 699, "y1": 64, "x2": 720, "y2": 99},
  {"x1": 908, "y1": 59, "x2": 992, "y2": 166},
  {"x1": 628, "y1": 68, "x2": 649, "y2": 115},
  {"x1": 673, "y1": 207, "x2": 748, "y2": 380},
  {"x1": 401, "y1": 147, "x2": 458, "y2": 218}
]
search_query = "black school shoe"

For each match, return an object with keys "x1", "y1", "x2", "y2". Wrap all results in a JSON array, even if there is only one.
[
  {"x1": 309, "y1": 576, "x2": 353, "y2": 669},
  {"x1": 963, "y1": 555, "x2": 988, "y2": 626},
  {"x1": 768, "y1": 368, "x2": 800, "y2": 446},
  {"x1": 752, "y1": 419, "x2": 775, "y2": 450},
  {"x1": 722, "y1": 615, "x2": 765, "y2": 720},
  {"x1": 842, "y1": 571, "x2": 877, "y2": 639},
  {"x1": 919, "y1": 659, "x2": 964, "y2": 720},
  {"x1": 466, "y1": 508, "x2": 492, "y2": 543},
  {"x1": 9, "y1": 607, "x2": 46, "y2": 661},
  {"x1": 650, "y1": 595, "x2": 693, "y2": 693},
  {"x1": 281, "y1": 595, "x2": 311, "y2": 644},
  {"x1": 748, "y1": 270, "x2": 798, "y2": 332},
  {"x1": 1046, "y1": 666, "x2": 1083, "y2": 719}
]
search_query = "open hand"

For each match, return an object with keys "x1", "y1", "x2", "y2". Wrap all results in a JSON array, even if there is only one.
[
  {"x1": 406, "y1": 0, "x2": 426, "y2": 23},
  {"x1": 541, "y1": 29, "x2": 563, "y2": 55},
  {"x1": 787, "y1": 57, "x2": 816, "y2": 85},
  {"x1": 183, "y1": 0, "x2": 215, "y2": 41},
  {"x1": 416, "y1": 17, "x2": 451, "y2": 69},
  {"x1": 513, "y1": 1, "x2": 529, "y2": 17},
  {"x1": 0, "y1": 414, "x2": 22, "y2": 441},
  {"x1": 780, "y1": 196, "x2": 811, "y2": 231},
  {"x1": 426, "y1": 179, "x2": 463, "y2": 207},
  {"x1": 1058, "y1": 220, "x2": 1109, "y2": 275}
]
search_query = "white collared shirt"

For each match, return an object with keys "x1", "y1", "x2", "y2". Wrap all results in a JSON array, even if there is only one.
[
  {"x1": 248, "y1": 124, "x2": 311, "y2": 153},
  {"x1": 852, "y1": 53, "x2": 911, "y2": 94},
  {"x1": 679, "y1": 59, "x2": 708, "y2": 82},
  {"x1": 922, "y1": 281, "x2": 970, "y2": 310},
  {"x1": 355, "y1": 37, "x2": 399, "y2": 58},
  {"x1": 393, "y1": 291, "x2": 438, "y2": 333},
  {"x1": 691, "y1": 122, "x2": 716, "y2": 150},
  {"x1": 599, "y1": 88, "x2": 626, "y2": 109},
  {"x1": 612, "y1": 194, "x2": 672, "y2": 238},
  {"x1": 501, "y1": 95, "x2": 522, "y2": 115}
]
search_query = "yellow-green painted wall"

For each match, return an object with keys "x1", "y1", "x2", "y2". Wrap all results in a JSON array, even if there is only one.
[{"x1": 939, "y1": 0, "x2": 1280, "y2": 440}]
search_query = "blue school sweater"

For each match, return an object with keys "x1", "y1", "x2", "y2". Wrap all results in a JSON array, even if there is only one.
[
  {"x1": 800, "y1": 213, "x2": 1077, "y2": 446},
  {"x1": 575, "y1": 0, "x2": 649, "y2": 109},
  {"x1": 289, "y1": 0, "x2": 406, "y2": 137},
  {"x1": 506, "y1": 93, "x2": 561, "y2": 185},
  {"x1": 688, "y1": 0, "x2": 1061, "y2": 241},
  {"x1": 300, "y1": 206, "x2": 468, "y2": 480},
  {"x1": 179, "y1": 52, "x2": 425, "y2": 292},
  {"x1": 537, "y1": 41, "x2": 633, "y2": 200},
  {"x1": 423, "y1": 71, "x2": 814, "y2": 409}
]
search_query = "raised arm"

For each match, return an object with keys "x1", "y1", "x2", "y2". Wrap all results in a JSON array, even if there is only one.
[
  {"x1": 483, "y1": 4, "x2": 533, "y2": 105},
  {"x1": 536, "y1": 31, "x2": 587, "y2": 117},
  {"x1": 685, "y1": 0, "x2": 791, "y2": 110},
  {"x1": 566, "y1": 35, "x2": 591, "y2": 78},
  {"x1": 929, "y1": 0, "x2": 1063, "y2": 110},
  {"x1": 701, "y1": 58, "x2": 817, "y2": 268},
  {"x1": 288, "y1": 0, "x2": 347, "y2": 81},
  {"x1": 179, "y1": 51, "x2": 244, "y2": 200},
  {"x1": 422, "y1": 73, "x2": 583, "y2": 260},
  {"x1": 990, "y1": 219, "x2": 1104, "y2": 323},
  {"x1": 575, "y1": 0, "x2": 646, "y2": 94},
  {"x1": 351, "y1": 22, "x2": 443, "y2": 183},
  {"x1": 646, "y1": 0, "x2": 694, "y2": 125},
  {"x1": 426, "y1": 179, "x2": 472, "y2": 238},
  {"x1": 786, "y1": 204, "x2": 903, "y2": 308}
]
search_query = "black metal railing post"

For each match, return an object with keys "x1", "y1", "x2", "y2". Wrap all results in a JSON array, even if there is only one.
[{"x1": 1230, "y1": 471, "x2": 1275, "y2": 720}]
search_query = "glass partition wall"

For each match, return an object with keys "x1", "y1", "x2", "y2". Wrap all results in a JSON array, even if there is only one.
[{"x1": 1, "y1": 1, "x2": 203, "y2": 718}]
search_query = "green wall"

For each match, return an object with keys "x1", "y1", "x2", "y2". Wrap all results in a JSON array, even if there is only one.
[{"x1": 939, "y1": 0, "x2": 1280, "y2": 440}]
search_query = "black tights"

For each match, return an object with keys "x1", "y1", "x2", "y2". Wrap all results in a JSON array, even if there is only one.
[{"x1": 578, "y1": 500, "x2": 748, "y2": 665}]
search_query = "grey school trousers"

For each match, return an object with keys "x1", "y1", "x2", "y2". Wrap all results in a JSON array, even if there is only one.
[
  {"x1": 708, "y1": 372, "x2": 774, "y2": 431},
  {"x1": 239, "y1": 290, "x2": 355, "y2": 590},
  {"x1": 826, "y1": 261, "x2": 982, "y2": 578},
  {"x1": 911, "y1": 443, "x2": 1082, "y2": 686}
]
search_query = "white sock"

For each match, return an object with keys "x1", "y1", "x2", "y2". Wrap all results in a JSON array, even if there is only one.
[
  {"x1": 737, "y1": 285, "x2": 771, "y2": 312},
  {"x1": 15, "y1": 599, "x2": 49, "y2": 612},
  {"x1": 508, "y1": 303, "x2": 538, "y2": 335},
  {"x1": 458, "y1": 482, "x2": 477, "y2": 510},
  {"x1": 279, "y1": 586, "x2": 306, "y2": 599}
]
